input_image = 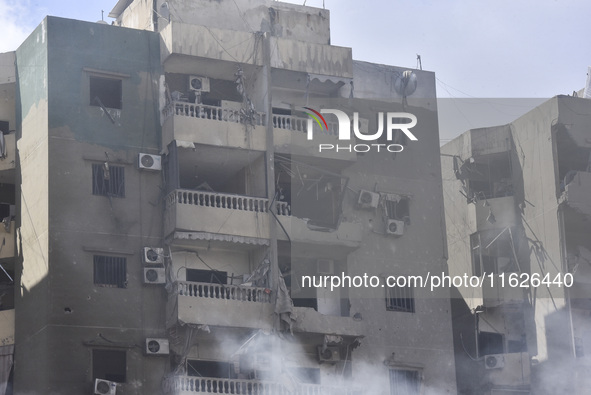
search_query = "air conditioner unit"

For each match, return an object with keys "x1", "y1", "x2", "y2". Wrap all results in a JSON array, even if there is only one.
[
  {"x1": 189, "y1": 76, "x2": 210, "y2": 92},
  {"x1": 143, "y1": 247, "x2": 164, "y2": 265},
  {"x1": 138, "y1": 153, "x2": 162, "y2": 171},
  {"x1": 317, "y1": 259, "x2": 334, "y2": 274},
  {"x1": 386, "y1": 219, "x2": 404, "y2": 236},
  {"x1": 144, "y1": 268, "x2": 166, "y2": 284},
  {"x1": 317, "y1": 346, "x2": 341, "y2": 363},
  {"x1": 357, "y1": 190, "x2": 380, "y2": 209},
  {"x1": 145, "y1": 338, "x2": 170, "y2": 355},
  {"x1": 94, "y1": 379, "x2": 117, "y2": 395},
  {"x1": 484, "y1": 354, "x2": 505, "y2": 369}
]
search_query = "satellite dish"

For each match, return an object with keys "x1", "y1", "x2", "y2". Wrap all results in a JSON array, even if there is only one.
[
  {"x1": 96, "y1": 20, "x2": 108, "y2": 25},
  {"x1": 394, "y1": 70, "x2": 417, "y2": 96}
]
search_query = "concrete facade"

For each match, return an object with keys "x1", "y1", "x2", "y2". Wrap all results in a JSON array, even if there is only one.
[
  {"x1": 1, "y1": 1, "x2": 458, "y2": 394},
  {"x1": 442, "y1": 96, "x2": 591, "y2": 394}
]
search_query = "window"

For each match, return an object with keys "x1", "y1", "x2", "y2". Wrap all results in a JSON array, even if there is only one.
[
  {"x1": 187, "y1": 360, "x2": 234, "y2": 379},
  {"x1": 478, "y1": 331, "x2": 504, "y2": 356},
  {"x1": 93, "y1": 349, "x2": 126, "y2": 382},
  {"x1": 90, "y1": 76, "x2": 122, "y2": 109},
  {"x1": 386, "y1": 285, "x2": 415, "y2": 313},
  {"x1": 92, "y1": 163, "x2": 125, "y2": 198},
  {"x1": 389, "y1": 369, "x2": 420, "y2": 395},
  {"x1": 186, "y1": 269, "x2": 227, "y2": 284},
  {"x1": 94, "y1": 255, "x2": 127, "y2": 288}
]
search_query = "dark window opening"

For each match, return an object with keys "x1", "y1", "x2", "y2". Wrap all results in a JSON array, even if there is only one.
[
  {"x1": 507, "y1": 337, "x2": 527, "y2": 353},
  {"x1": 90, "y1": 76, "x2": 122, "y2": 109},
  {"x1": 94, "y1": 255, "x2": 127, "y2": 288},
  {"x1": 386, "y1": 285, "x2": 415, "y2": 313},
  {"x1": 93, "y1": 349, "x2": 126, "y2": 383},
  {"x1": 186, "y1": 269, "x2": 227, "y2": 285},
  {"x1": 0, "y1": 121, "x2": 8, "y2": 134},
  {"x1": 187, "y1": 360, "x2": 234, "y2": 379},
  {"x1": 479, "y1": 331, "x2": 504, "y2": 356},
  {"x1": 92, "y1": 164, "x2": 125, "y2": 198},
  {"x1": 389, "y1": 369, "x2": 420, "y2": 395},
  {"x1": 385, "y1": 196, "x2": 410, "y2": 224},
  {"x1": 460, "y1": 152, "x2": 513, "y2": 202}
]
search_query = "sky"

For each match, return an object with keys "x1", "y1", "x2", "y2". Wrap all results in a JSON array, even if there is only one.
[{"x1": 1, "y1": 0, "x2": 589, "y2": 139}]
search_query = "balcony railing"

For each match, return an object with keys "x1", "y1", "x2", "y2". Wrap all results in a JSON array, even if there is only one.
[
  {"x1": 163, "y1": 101, "x2": 266, "y2": 126},
  {"x1": 177, "y1": 281, "x2": 272, "y2": 303},
  {"x1": 167, "y1": 190, "x2": 270, "y2": 213},
  {"x1": 271, "y1": 114, "x2": 338, "y2": 137},
  {"x1": 165, "y1": 376, "x2": 360, "y2": 395}
]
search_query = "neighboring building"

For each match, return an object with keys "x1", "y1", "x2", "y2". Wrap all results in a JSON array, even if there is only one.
[
  {"x1": 442, "y1": 95, "x2": 591, "y2": 394},
  {"x1": 0, "y1": 0, "x2": 458, "y2": 393}
]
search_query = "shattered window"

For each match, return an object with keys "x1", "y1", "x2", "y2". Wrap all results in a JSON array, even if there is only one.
[
  {"x1": 92, "y1": 163, "x2": 125, "y2": 198},
  {"x1": 93, "y1": 255, "x2": 127, "y2": 288},
  {"x1": 389, "y1": 369, "x2": 420, "y2": 395},
  {"x1": 90, "y1": 76, "x2": 122, "y2": 109}
]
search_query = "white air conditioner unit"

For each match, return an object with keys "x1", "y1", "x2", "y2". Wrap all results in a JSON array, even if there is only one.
[
  {"x1": 189, "y1": 76, "x2": 210, "y2": 92},
  {"x1": 144, "y1": 268, "x2": 166, "y2": 284},
  {"x1": 317, "y1": 259, "x2": 334, "y2": 274},
  {"x1": 357, "y1": 190, "x2": 380, "y2": 209},
  {"x1": 94, "y1": 379, "x2": 117, "y2": 395},
  {"x1": 145, "y1": 338, "x2": 170, "y2": 355},
  {"x1": 386, "y1": 219, "x2": 404, "y2": 236},
  {"x1": 484, "y1": 354, "x2": 505, "y2": 369},
  {"x1": 138, "y1": 153, "x2": 161, "y2": 171},
  {"x1": 317, "y1": 346, "x2": 341, "y2": 363},
  {"x1": 143, "y1": 247, "x2": 164, "y2": 265}
]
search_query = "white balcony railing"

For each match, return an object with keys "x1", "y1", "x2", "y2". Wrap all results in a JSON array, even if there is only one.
[
  {"x1": 167, "y1": 190, "x2": 269, "y2": 213},
  {"x1": 165, "y1": 376, "x2": 360, "y2": 395},
  {"x1": 271, "y1": 114, "x2": 338, "y2": 137},
  {"x1": 177, "y1": 281, "x2": 272, "y2": 303},
  {"x1": 163, "y1": 101, "x2": 266, "y2": 126},
  {"x1": 166, "y1": 190, "x2": 291, "y2": 217}
]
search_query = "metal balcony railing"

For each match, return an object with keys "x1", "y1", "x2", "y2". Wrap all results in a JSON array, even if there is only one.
[
  {"x1": 163, "y1": 101, "x2": 266, "y2": 126},
  {"x1": 165, "y1": 376, "x2": 360, "y2": 395},
  {"x1": 176, "y1": 281, "x2": 272, "y2": 303}
]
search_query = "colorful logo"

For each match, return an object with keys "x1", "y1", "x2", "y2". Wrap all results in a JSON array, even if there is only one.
[{"x1": 303, "y1": 107, "x2": 327, "y2": 131}]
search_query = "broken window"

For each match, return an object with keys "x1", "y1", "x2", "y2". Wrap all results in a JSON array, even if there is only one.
[
  {"x1": 90, "y1": 76, "x2": 122, "y2": 109},
  {"x1": 457, "y1": 152, "x2": 513, "y2": 202},
  {"x1": 471, "y1": 230, "x2": 520, "y2": 277},
  {"x1": 186, "y1": 269, "x2": 227, "y2": 285},
  {"x1": 93, "y1": 349, "x2": 126, "y2": 382},
  {"x1": 478, "y1": 331, "x2": 504, "y2": 356},
  {"x1": 92, "y1": 163, "x2": 125, "y2": 198},
  {"x1": 93, "y1": 255, "x2": 127, "y2": 288},
  {"x1": 389, "y1": 369, "x2": 420, "y2": 395},
  {"x1": 384, "y1": 195, "x2": 410, "y2": 223},
  {"x1": 386, "y1": 285, "x2": 415, "y2": 313}
]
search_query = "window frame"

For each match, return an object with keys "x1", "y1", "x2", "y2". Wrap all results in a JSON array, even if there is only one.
[
  {"x1": 389, "y1": 368, "x2": 421, "y2": 395},
  {"x1": 92, "y1": 349, "x2": 127, "y2": 383},
  {"x1": 93, "y1": 255, "x2": 127, "y2": 288},
  {"x1": 385, "y1": 284, "x2": 415, "y2": 313},
  {"x1": 92, "y1": 163, "x2": 125, "y2": 198}
]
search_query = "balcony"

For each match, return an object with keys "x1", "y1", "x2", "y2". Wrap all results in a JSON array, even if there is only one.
[
  {"x1": 164, "y1": 375, "x2": 360, "y2": 395},
  {"x1": 170, "y1": 281, "x2": 274, "y2": 330},
  {"x1": 468, "y1": 196, "x2": 518, "y2": 233},
  {"x1": 165, "y1": 190, "x2": 362, "y2": 250},
  {"x1": 0, "y1": 221, "x2": 15, "y2": 260},
  {"x1": 272, "y1": 114, "x2": 356, "y2": 162},
  {"x1": 562, "y1": 171, "x2": 591, "y2": 215},
  {"x1": 165, "y1": 190, "x2": 271, "y2": 241},
  {"x1": 482, "y1": 279, "x2": 525, "y2": 307},
  {"x1": 291, "y1": 307, "x2": 365, "y2": 337},
  {"x1": 162, "y1": 101, "x2": 267, "y2": 151},
  {"x1": 0, "y1": 133, "x2": 15, "y2": 174},
  {"x1": 486, "y1": 352, "x2": 530, "y2": 387}
]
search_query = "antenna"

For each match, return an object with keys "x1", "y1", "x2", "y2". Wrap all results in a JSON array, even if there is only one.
[
  {"x1": 416, "y1": 54, "x2": 422, "y2": 70},
  {"x1": 101, "y1": 10, "x2": 104, "y2": 21}
]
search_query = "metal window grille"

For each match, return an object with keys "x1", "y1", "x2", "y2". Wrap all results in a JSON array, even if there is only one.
[
  {"x1": 389, "y1": 369, "x2": 420, "y2": 395},
  {"x1": 386, "y1": 285, "x2": 415, "y2": 313},
  {"x1": 92, "y1": 164, "x2": 125, "y2": 198},
  {"x1": 94, "y1": 255, "x2": 127, "y2": 288}
]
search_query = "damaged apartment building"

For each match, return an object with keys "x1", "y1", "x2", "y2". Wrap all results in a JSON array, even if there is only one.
[
  {"x1": 1, "y1": 0, "x2": 457, "y2": 393},
  {"x1": 442, "y1": 94, "x2": 591, "y2": 394}
]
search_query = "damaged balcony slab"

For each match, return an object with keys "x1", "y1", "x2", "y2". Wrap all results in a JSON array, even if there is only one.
[
  {"x1": 291, "y1": 306, "x2": 365, "y2": 337},
  {"x1": 161, "y1": 102, "x2": 267, "y2": 151},
  {"x1": 468, "y1": 196, "x2": 518, "y2": 233},
  {"x1": 169, "y1": 281, "x2": 274, "y2": 330},
  {"x1": 561, "y1": 171, "x2": 591, "y2": 215}
]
